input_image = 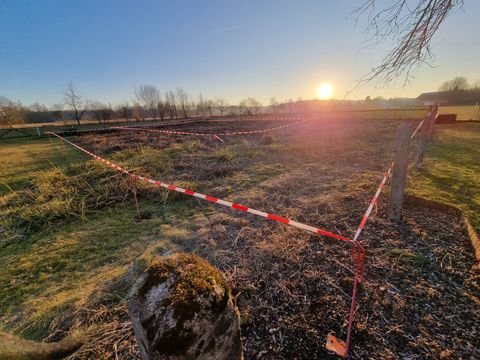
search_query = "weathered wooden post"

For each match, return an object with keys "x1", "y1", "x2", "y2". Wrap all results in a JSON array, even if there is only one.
[
  {"x1": 128, "y1": 253, "x2": 243, "y2": 360},
  {"x1": 0, "y1": 332, "x2": 83, "y2": 359},
  {"x1": 415, "y1": 107, "x2": 438, "y2": 169},
  {"x1": 388, "y1": 123, "x2": 411, "y2": 221}
]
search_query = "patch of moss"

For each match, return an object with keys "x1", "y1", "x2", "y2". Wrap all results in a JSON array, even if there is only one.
[
  {"x1": 140, "y1": 253, "x2": 230, "y2": 311},
  {"x1": 138, "y1": 253, "x2": 231, "y2": 356},
  {"x1": 140, "y1": 253, "x2": 231, "y2": 324}
]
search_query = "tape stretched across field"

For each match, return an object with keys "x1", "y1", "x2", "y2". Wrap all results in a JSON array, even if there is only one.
[
  {"x1": 352, "y1": 111, "x2": 432, "y2": 243},
  {"x1": 46, "y1": 132, "x2": 349, "y2": 243},
  {"x1": 47, "y1": 112, "x2": 430, "y2": 358},
  {"x1": 125, "y1": 116, "x2": 304, "y2": 128},
  {"x1": 112, "y1": 119, "x2": 309, "y2": 137}
]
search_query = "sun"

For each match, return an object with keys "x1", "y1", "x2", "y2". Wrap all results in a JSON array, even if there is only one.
[{"x1": 316, "y1": 83, "x2": 333, "y2": 100}]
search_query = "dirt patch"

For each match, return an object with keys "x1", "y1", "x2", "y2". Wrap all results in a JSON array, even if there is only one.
[{"x1": 195, "y1": 202, "x2": 479, "y2": 359}]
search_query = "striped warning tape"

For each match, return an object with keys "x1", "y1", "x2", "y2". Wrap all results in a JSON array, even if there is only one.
[
  {"x1": 341, "y1": 110, "x2": 437, "y2": 357},
  {"x1": 49, "y1": 119, "x2": 202, "y2": 136},
  {"x1": 46, "y1": 131, "x2": 349, "y2": 243},
  {"x1": 47, "y1": 127, "x2": 364, "y2": 360},
  {"x1": 112, "y1": 119, "x2": 309, "y2": 137},
  {"x1": 124, "y1": 116, "x2": 303, "y2": 129},
  {"x1": 410, "y1": 118, "x2": 425, "y2": 139},
  {"x1": 125, "y1": 118, "x2": 209, "y2": 128},
  {"x1": 194, "y1": 116, "x2": 302, "y2": 123},
  {"x1": 342, "y1": 111, "x2": 434, "y2": 357},
  {"x1": 352, "y1": 109, "x2": 434, "y2": 243},
  {"x1": 353, "y1": 162, "x2": 394, "y2": 242}
]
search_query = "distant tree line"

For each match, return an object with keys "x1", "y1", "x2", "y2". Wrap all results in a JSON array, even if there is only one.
[
  {"x1": 4, "y1": 76, "x2": 479, "y2": 126},
  {"x1": 0, "y1": 82, "x2": 280, "y2": 126},
  {"x1": 436, "y1": 76, "x2": 480, "y2": 105}
]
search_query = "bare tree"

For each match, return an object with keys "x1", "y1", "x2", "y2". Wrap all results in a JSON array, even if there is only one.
[
  {"x1": 239, "y1": 97, "x2": 262, "y2": 115},
  {"x1": 116, "y1": 102, "x2": 132, "y2": 122},
  {"x1": 215, "y1": 98, "x2": 229, "y2": 116},
  {"x1": 0, "y1": 102, "x2": 25, "y2": 126},
  {"x1": 354, "y1": 0, "x2": 464, "y2": 87},
  {"x1": 176, "y1": 88, "x2": 189, "y2": 118},
  {"x1": 132, "y1": 102, "x2": 144, "y2": 121},
  {"x1": 64, "y1": 82, "x2": 89, "y2": 125},
  {"x1": 91, "y1": 101, "x2": 113, "y2": 124},
  {"x1": 25, "y1": 103, "x2": 51, "y2": 123},
  {"x1": 206, "y1": 99, "x2": 214, "y2": 117},
  {"x1": 157, "y1": 99, "x2": 167, "y2": 121},
  {"x1": 228, "y1": 106, "x2": 240, "y2": 116},
  {"x1": 165, "y1": 91, "x2": 178, "y2": 119},
  {"x1": 135, "y1": 85, "x2": 160, "y2": 120},
  {"x1": 439, "y1": 76, "x2": 469, "y2": 91},
  {"x1": 196, "y1": 94, "x2": 207, "y2": 119}
]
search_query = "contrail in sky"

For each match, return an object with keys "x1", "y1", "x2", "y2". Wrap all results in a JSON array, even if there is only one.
[{"x1": 213, "y1": 24, "x2": 244, "y2": 33}]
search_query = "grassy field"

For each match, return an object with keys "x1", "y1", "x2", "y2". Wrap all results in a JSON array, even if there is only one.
[
  {"x1": 0, "y1": 136, "x2": 203, "y2": 342},
  {"x1": 0, "y1": 118, "x2": 478, "y2": 358},
  {"x1": 408, "y1": 122, "x2": 480, "y2": 229},
  {"x1": 438, "y1": 105, "x2": 480, "y2": 120},
  {"x1": 0, "y1": 137, "x2": 87, "y2": 195}
]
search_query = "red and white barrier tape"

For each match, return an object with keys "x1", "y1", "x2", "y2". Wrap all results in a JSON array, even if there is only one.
[
  {"x1": 46, "y1": 131, "x2": 349, "y2": 243},
  {"x1": 112, "y1": 119, "x2": 308, "y2": 137},
  {"x1": 410, "y1": 118, "x2": 425, "y2": 139},
  {"x1": 194, "y1": 116, "x2": 302, "y2": 123},
  {"x1": 342, "y1": 111, "x2": 433, "y2": 358},
  {"x1": 352, "y1": 162, "x2": 394, "y2": 242},
  {"x1": 352, "y1": 110, "x2": 433, "y2": 243},
  {"x1": 123, "y1": 116, "x2": 303, "y2": 129},
  {"x1": 47, "y1": 130, "x2": 365, "y2": 360},
  {"x1": 50, "y1": 119, "x2": 202, "y2": 135},
  {"x1": 125, "y1": 118, "x2": 208, "y2": 128}
]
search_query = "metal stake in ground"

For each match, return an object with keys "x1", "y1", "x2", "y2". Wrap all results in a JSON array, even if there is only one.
[
  {"x1": 388, "y1": 123, "x2": 411, "y2": 221},
  {"x1": 130, "y1": 178, "x2": 141, "y2": 220}
]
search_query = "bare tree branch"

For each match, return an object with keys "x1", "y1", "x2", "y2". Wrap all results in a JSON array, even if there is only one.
[
  {"x1": 135, "y1": 85, "x2": 161, "y2": 120},
  {"x1": 352, "y1": 0, "x2": 463, "y2": 90},
  {"x1": 64, "y1": 82, "x2": 89, "y2": 125}
]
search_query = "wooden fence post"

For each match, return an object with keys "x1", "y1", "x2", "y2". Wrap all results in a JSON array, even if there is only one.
[
  {"x1": 388, "y1": 123, "x2": 411, "y2": 221},
  {"x1": 415, "y1": 106, "x2": 438, "y2": 169}
]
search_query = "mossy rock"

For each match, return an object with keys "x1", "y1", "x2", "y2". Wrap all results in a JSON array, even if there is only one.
[{"x1": 128, "y1": 253, "x2": 242, "y2": 360}]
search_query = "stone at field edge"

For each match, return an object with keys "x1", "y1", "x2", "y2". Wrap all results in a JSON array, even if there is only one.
[{"x1": 128, "y1": 253, "x2": 243, "y2": 360}]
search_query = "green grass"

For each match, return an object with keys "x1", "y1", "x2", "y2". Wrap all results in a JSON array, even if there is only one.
[
  {"x1": 408, "y1": 123, "x2": 480, "y2": 231},
  {"x1": 0, "y1": 137, "x2": 86, "y2": 195},
  {"x1": 0, "y1": 201, "x2": 198, "y2": 339},
  {"x1": 0, "y1": 137, "x2": 198, "y2": 339}
]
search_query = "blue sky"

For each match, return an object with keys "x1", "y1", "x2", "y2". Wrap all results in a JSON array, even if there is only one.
[{"x1": 0, "y1": 0, "x2": 479, "y2": 106}]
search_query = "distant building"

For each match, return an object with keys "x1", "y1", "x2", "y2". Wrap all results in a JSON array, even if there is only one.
[
  {"x1": 417, "y1": 91, "x2": 450, "y2": 106},
  {"x1": 418, "y1": 89, "x2": 480, "y2": 106}
]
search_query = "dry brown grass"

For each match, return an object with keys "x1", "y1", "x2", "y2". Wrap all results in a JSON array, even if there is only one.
[{"x1": 1, "y1": 117, "x2": 479, "y2": 358}]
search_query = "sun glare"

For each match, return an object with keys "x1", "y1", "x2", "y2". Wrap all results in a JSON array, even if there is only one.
[{"x1": 316, "y1": 83, "x2": 333, "y2": 100}]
